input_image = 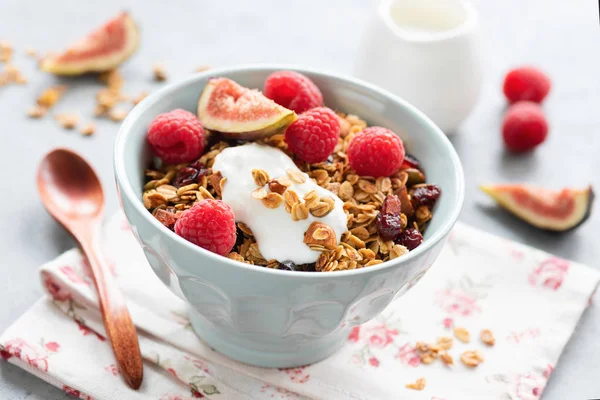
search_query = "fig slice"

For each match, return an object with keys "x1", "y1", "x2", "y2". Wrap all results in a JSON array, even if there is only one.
[
  {"x1": 41, "y1": 12, "x2": 139, "y2": 75},
  {"x1": 480, "y1": 184, "x2": 594, "y2": 232},
  {"x1": 197, "y1": 78, "x2": 296, "y2": 140}
]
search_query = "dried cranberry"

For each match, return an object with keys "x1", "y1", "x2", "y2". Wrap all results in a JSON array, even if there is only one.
[
  {"x1": 173, "y1": 167, "x2": 199, "y2": 187},
  {"x1": 412, "y1": 184, "x2": 441, "y2": 208},
  {"x1": 401, "y1": 153, "x2": 421, "y2": 170},
  {"x1": 395, "y1": 228, "x2": 423, "y2": 251},
  {"x1": 278, "y1": 260, "x2": 297, "y2": 271},
  {"x1": 189, "y1": 160, "x2": 204, "y2": 170},
  {"x1": 376, "y1": 194, "x2": 403, "y2": 240}
]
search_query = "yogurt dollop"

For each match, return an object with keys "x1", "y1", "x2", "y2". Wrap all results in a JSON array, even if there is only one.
[{"x1": 212, "y1": 143, "x2": 347, "y2": 264}]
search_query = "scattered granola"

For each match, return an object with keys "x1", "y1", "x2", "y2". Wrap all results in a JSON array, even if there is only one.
[
  {"x1": 405, "y1": 377, "x2": 426, "y2": 391},
  {"x1": 153, "y1": 64, "x2": 167, "y2": 81},
  {"x1": 132, "y1": 91, "x2": 148, "y2": 106},
  {"x1": 108, "y1": 108, "x2": 128, "y2": 122},
  {"x1": 27, "y1": 106, "x2": 47, "y2": 119},
  {"x1": 453, "y1": 326, "x2": 470, "y2": 343},
  {"x1": 55, "y1": 113, "x2": 79, "y2": 129},
  {"x1": 37, "y1": 85, "x2": 66, "y2": 109},
  {"x1": 0, "y1": 63, "x2": 27, "y2": 86},
  {"x1": 440, "y1": 352, "x2": 454, "y2": 365},
  {"x1": 480, "y1": 329, "x2": 495, "y2": 346},
  {"x1": 460, "y1": 350, "x2": 484, "y2": 367},
  {"x1": 80, "y1": 123, "x2": 96, "y2": 136},
  {"x1": 195, "y1": 65, "x2": 212, "y2": 73},
  {"x1": 0, "y1": 41, "x2": 12, "y2": 63}
]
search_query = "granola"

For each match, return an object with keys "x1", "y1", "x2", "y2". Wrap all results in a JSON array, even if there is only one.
[{"x1": 143, "y1": 112, "x2": 439, "y2": 272}]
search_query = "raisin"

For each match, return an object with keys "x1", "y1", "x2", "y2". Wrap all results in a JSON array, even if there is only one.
[
  {"x1": 173, "y1": 167, "x2": 199, "y2": 187},
  {"x1": 278, "y1": 260, "x2": 297, "y2": 271},
  {"x1": 376, "y1": 194, "x2": 403, "y2": 240},
  {"x1": 412, "y1": 184, "x2": 441, "y2": 208},
  {"x1": 395, "y1": 228, "x2": 423, "y2": 250},
  {"x1": 401, "y1": 153, "x2": 421, "y2": 170}
]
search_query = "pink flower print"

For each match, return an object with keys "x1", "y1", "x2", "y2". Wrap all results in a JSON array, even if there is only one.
[
  {"x1": 42, "y1": 272, "x2": 71, "y2": 301},
  {"x1": 368, "y1": 356, "x2": 380, "y2": 367},
  {"x1": 366, "y1": 324, "x2": 399, "y2": 348},
  {"x1": 191, "y1": 388, "x2": 204, "y2": 398},
  {"x1": 279, "y1": 366, "x2": 310, "y2": 384},
  {"x1": 59, "y1": 265, "x2": 89, "y2": 285},
  {"x1": 76, "y1": 321, "x2": 106, "y2": 342},
  {"x1": 120, "y1": 219, "x2": 132, "y2": 231},
  {"x1": 1, "y1": 338, "x2": 49, "y2": 372},
  {"x1": 160, "y1": 395, "x2": 183, "y2": 400},
  {"x1": 514, "y1": 372, "x2": 545, "y2": 400},
  {"x1": 104, "y1": 364, "x2": 119, "y2": 376},
  {"x1": 542, "y1": 364, "x2": 553, "y2": 379},
  {"x1": 442, "y1": 317, "x2": 453, "y2": 329},
  {"x1": 507, "y1": 328, "x2": 541, "y2": 343},
  {"x1": 166, "y1": 367, "x2": 178, "y2": 378},
  {"x1": 347, "y1": 326, "x2": 360, "y2": 342},
  {"x1": 396, "y1": 343, "x2": 420, "y2": 367},
  {"x1": 62, "y1": 385, "x2": 92, "y2": 399},
  {"x1": 528, "y1": 257, "x2": 570, "y2": 291},
  {"x1": 184, "y1": 355, "x2": 211, "y2": 374},
  {"x1": 44, "y1": 341, "x2": 60, "y2": 352},
  {"x1": 435, "y1": 288, "x2": 481, "y2": 316}
]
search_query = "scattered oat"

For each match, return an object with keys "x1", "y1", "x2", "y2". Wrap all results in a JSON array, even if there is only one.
[
  {"x1": 25, "y1": 48, "x2": 37, "y2": 58},
  {"x1": 261, "y1": 192, "x2": 284, "y2": 209},
  {"x1": 195, "y1": 65, "x2": 212, "y2": 73},
  {"x1": 37, "y1": 85, "x2": 66, "y2": 109},
  {"x1": 480, "y1": 329, "x2": 495, "y2": 346},
  {"x1": 460, "y1": 350, "x2": 484, "y2": 367},
  {"x1": 27, "y1": 106, "x2": 47, "y2": 119},
  {"x1": 291, "y1": 202, "x2": 309, "y2": 221},
  {"x1": 153, "y1": 64, "x2": 167, "y2": 81},
  {"x1": 268, "y1": 178, "x2": 289, "y2": 195},
  {"x1": 0, "y1": 41, "x2": 13, "y2": 63},
  {"x1": 79, "y1": 123, "x2": 96, "y2": 136},
  {"x1": 440, "y1": 352, "x2": 454, "y2": 365},
  {"x1": 453, "y1": 326, "x2": 470, "y2": 343},
  {"x1": 251, "y1": 187, "x2": 268, "y2": 200},
  {"x1": 251, "y1": 168, "x2": 270, "y2": 187},
  {"x1": 55, "y1": 113, "x2": 79, "y2": 129},
  {"x1": 286, "y1": 168, "x2": 307, "y2": 184},
  {"x1": 108, "y1": 109, "x2": 128, "y2": 122},
  {"x1": 405, "y1": 377, "x2": 426, "y2": 391},
  {"x1": 99, "y1": 69, "x2": 124, "y2": 91},
  {"x1": 132, "y1": 91, "x2": 148, "y2": 106},
  {"x1": 437, "y1": 336, "x2": 453, "y2": 350}
]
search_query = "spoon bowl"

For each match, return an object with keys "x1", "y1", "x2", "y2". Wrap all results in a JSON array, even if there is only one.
[
  {"x1": 38, "y1": 149, "x2": 104, "y2": 223},
  {"x1": 37, "y1": 148, "x2": 143, "y2": 389}
]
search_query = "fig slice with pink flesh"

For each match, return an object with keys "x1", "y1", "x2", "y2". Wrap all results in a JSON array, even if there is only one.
[
  {"x1": 41, "y1": 12, "x2": 139, "y2": 75},
  {"x1": 480, "y1": 184, "x2": 594, "y2": 232},
  {"x1": 197, "y1": 78, "x2": 296, "y2": 140}
]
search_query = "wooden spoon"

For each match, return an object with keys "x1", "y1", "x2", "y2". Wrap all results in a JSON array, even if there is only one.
[{"x1": 37, "y1": 148, "x2": 143, "y2": 389}]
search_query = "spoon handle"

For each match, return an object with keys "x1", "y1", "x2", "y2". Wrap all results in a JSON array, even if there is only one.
[{"x1": 80, "y1": 234, "x2": 143, "y2": 389}]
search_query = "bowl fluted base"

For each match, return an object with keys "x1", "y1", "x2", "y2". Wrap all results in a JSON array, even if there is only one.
[{"x1": 189, "y1": 310, "x2": 350, "y2": 368}]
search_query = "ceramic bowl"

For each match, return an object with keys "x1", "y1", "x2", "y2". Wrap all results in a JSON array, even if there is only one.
[{"x1": 114, "y1": 65, "x2": 464, "y2": 368}]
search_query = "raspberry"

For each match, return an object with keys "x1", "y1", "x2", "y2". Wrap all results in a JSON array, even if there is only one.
[
  {"x1": 147, "y1": 109, "x2": 206, "y2": 164},
  {"x1": 347, "y1": 127, "x2": 405, "y2": 177},
  {"x1": 264, "y1": 71, "x2": 323, "y2": 113},
  {"x1": 503, "y1": 67, "x2": 551, "y2": 104},
  {"x1": 502, "y1": 101, "x2": 548, "y2": 152},
  {"x1": 284, "y1": 107, "x2": 340, "y2": 163},
  {"x1": 174, "y1": 199, "x2": 237, "y2": 256}
]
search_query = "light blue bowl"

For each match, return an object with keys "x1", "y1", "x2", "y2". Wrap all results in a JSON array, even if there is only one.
[{"x1": 114, "y1": 65, "x2": 464, "y2": 368}]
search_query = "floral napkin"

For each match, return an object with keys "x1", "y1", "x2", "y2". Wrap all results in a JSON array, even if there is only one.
[{"x1": 1, "y1": 212, "x2": 598, "y2": 400}]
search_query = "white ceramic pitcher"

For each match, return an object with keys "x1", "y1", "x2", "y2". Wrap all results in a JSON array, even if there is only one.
[{"x1": 355, "y1": 0, "x2": 482, "y2": 134}]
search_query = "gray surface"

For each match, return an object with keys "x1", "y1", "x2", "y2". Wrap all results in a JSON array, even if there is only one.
[{"x1": 0, "y1": 0, "x2": 598, "y2": 398}]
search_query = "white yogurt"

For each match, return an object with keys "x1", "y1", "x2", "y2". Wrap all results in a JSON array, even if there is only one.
[{"x1": 212, "y1": 143, "x2": 347, "y2": 264}]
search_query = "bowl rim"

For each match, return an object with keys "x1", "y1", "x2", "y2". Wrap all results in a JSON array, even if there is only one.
[{"x1": 114, "y1": 63, "x2": 465, "y2": 278}]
